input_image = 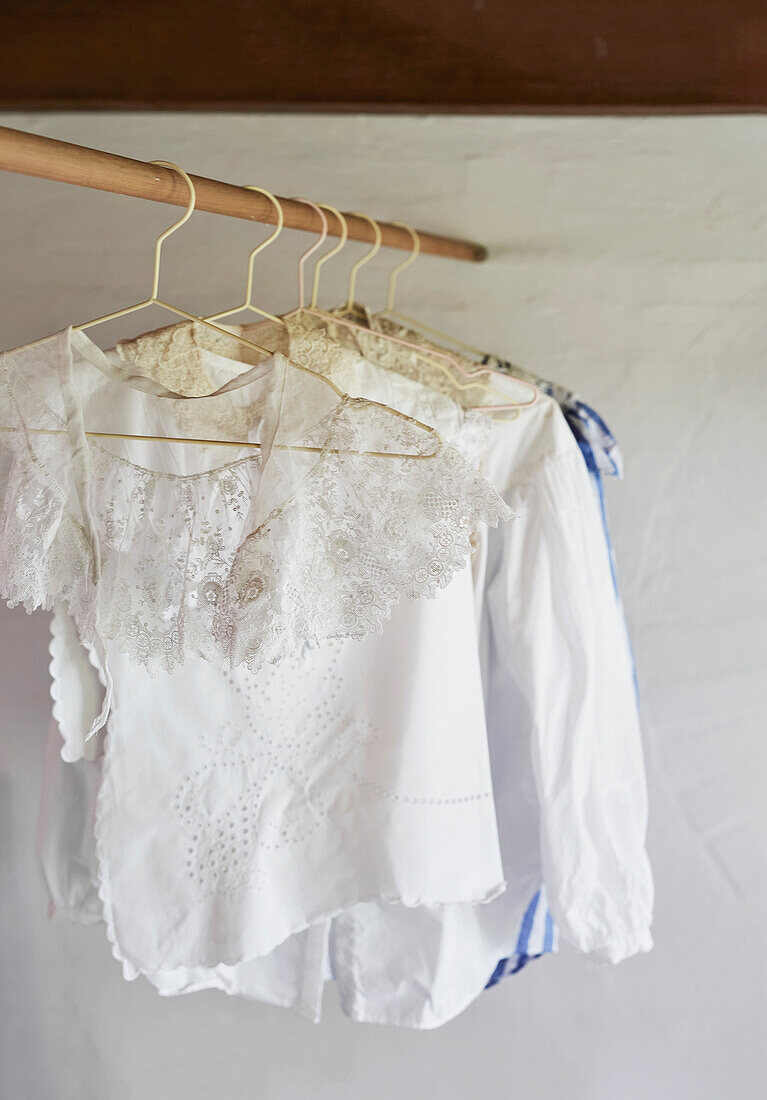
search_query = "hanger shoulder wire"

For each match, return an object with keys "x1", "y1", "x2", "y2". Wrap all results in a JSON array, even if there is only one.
[{"x1": 0, "y1": 425, "x2": 438, "y2": 460}]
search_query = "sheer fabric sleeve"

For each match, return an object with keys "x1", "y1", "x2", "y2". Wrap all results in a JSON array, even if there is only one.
[
  {"x1": 485, "y1": 419, "x2": 653, "y2": 963},
  {"x1": 0, "y1": 337, "x2": 97, "y2": 632}
]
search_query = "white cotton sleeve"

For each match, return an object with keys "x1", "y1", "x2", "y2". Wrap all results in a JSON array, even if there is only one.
[{"x1": 485, "y1": 432, "x2": 653, "y2": 964}]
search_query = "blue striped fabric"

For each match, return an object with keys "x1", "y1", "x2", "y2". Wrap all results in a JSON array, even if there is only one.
[{"x1": 485, "y1": 887, "x2": 558, "y2": 988}]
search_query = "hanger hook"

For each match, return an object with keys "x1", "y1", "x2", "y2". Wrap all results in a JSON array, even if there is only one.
[
  {"x1": 290, "y1": 198, "x2": 328, "y2": 309},
  {"x1": 147, "y1": 161, "x2": 197, "y2": 301},
  {"x1": 242, "y1": 185, "x2": 284, "y2": 307},
  {"x1": 311, "y1": 204, "x2": 349, "y2": 309},
  {"x1": 344, "y1": 212, "x2": 382, "y2": 312},
  {"x1": 385, "y1": 222, "x2": 420, "y2": 313}
]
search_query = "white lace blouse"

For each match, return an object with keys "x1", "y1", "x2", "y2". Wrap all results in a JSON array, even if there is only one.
[
  {"x1": 31, "y1": 318, "x2": 653, "y2": 1026},
  {"x1": 171, "y1": 315, "x2": 651, "y2": 1025},
  {"x1": 0, "y1": 324, "x2": 510, "y2": 751},
  {"x1": 6, "y1": 320, "x2": 511, "y2": 975}
]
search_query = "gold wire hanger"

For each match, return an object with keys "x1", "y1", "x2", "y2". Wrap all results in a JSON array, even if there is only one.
[
  {"x1": 374, "y1": 220, "x2": 499, "y2": 361},
  {"x1": 205, "y1": 184, "x2": 287, "y2": 327},
  {"x1": 381, "y1": 220, "x2": 420, "y2": 318},
  {"x1": 291, "y1": 206, "x2": 534, "y2": 413},
  {"x1": 294, "y1": 196, "x2": 329, "y2": 309},
  {"x1": 311, "y1": 202, "x2": 349, "y2": 308},
  {"x1": 373, "y1": 220, "x2": 486, "y2": 358},
  {"x1": 369, "y1": 218, "x2": 537, "y2": 409},
  {"x1": 323, "y1": 211, "x2": 507, "y2": 401},
  {"x1": 72, "y1": 163, "x2": 286, "y2": 352},
  {"x1": 341, "y1": 210, "x2": 382, "y2": 314},
  {"x1": 280, "y1": 197, "x2": 329, "y2": 321},
  {"x1": 12, "y1": 168, "x2": 435, "y2": 458}
]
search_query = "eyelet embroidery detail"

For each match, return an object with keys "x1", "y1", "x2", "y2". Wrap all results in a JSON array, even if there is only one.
[
  {"x1": 172, "y1": 641, "x2": 493, "y2": 902},
  {"x1": 173, "y1": 644, "x2": 375, "y2": 899}
]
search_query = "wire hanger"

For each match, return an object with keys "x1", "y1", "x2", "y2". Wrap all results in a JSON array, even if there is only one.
[
  {"x1": 289, "y1": 205, "x2": 534, "y2": 413},
  {"x1": 13, "y1": 168, "x2": 436, "y2": 458},
  {"x1": 375, "y1": 220, "x2": 487, "y2": 359},
  {"x1": 71, "y1": 162, "x2": 287, "y2": 359},
  {"x1": 382, "y1": 220, "x2": 420, "y2": 316},
  {"x1": 375, "y1": 220, "x2": 529, "y2": 372},
  {"x1": 205, "y1": 184, "x2": 287, "y2": 327},
  {"x1": 337, "y1": 215, "x2": 513, "y2": 402},
  {"x1": 311, "y1": 202, "x2": 349, "y2": 309},
  {"x1": 369, "y1": 218, "x2": 537, "y2": 409},
  {"x1": 293, "y1": 196, "x2": 329, "y2": 310},
  {"x1": 341, "y1": 210, "x2": 382, "y2": 314}
]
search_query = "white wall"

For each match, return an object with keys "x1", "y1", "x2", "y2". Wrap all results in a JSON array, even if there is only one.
[{"x1": 0, "y1": 113, "x2": 765, "y2": 1100}]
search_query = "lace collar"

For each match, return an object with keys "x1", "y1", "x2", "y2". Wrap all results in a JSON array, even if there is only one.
[
  {"x1": 322, "y1": 308, "x2": 526, "y2": 411},
  {"x1": 0, "y1": 324, "x2": 513, "y2": 681},
  {"x1": 188, "y1": 312, "x2": 498, "y2": 466}
]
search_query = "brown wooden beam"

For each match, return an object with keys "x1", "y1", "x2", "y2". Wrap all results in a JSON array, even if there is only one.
[{"x1": 0, "y1": 0, "x2": 766, "y2": 111}]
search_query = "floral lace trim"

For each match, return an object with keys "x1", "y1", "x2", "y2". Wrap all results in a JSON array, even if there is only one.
[
  {"x1": 285, "y1": 321, "x2": 494, "y2": 465},
  {"x1": 116, "y1": 321, "x2": 263, "y2": 397},
  {"x1": 215, "y1": 399, "x2": 513, "y2": 670},
  {"x1": 1, "y1": 327, "x2": 513, "y2": 677},
  {"x1": 338, "y1": 316, "x2": 489, "y2": 409},
  {"x1": 0, "y1": 445, "x2": 97, "y2": 638}
]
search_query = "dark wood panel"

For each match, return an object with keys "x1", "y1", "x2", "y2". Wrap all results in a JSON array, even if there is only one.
[{"x1": 1, "y1": 0, "x2": 767, "y2": 110}]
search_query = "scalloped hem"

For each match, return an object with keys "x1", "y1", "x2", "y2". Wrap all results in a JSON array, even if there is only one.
[
  {"x1": 95, "y1": 706, "x2": 507, "y2": 980},
  {"x1": 48, "y1": 604, "x2": 107, "y2": 764},
  {"x1": 95, "y1": 869, "x2": 508, "y2": 982},
  {"x1": 95, "y1": 707, "x2": 508, "y2": 980}
]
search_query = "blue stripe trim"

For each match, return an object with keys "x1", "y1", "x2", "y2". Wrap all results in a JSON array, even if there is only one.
[
  {"x1": 509, "y1": 953, "x2": 530, "y2": 975},
  {"x1": 485, "y1": 958, "x2": 508, "y2": 988},
  {"x1": 543, "y1": 910, "x2": 555, "y2": 954},
  {"x1": 515, "y1": 890, "x2": 540, "y2": 958}
]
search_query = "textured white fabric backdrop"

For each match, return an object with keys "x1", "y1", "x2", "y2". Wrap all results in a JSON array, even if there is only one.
[{"x1": 0, "y1": 113, "x2": 765, "y2": 1100}]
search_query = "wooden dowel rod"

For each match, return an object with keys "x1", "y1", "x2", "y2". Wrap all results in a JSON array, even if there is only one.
[{"x1": 0, "y1": 126, "x2": 487, "y2": 263}]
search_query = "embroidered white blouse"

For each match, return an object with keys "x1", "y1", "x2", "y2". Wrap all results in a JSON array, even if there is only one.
[
  {"x1": 32, "y1": 317, "x2": 653, "y2": 1027},
  {"x1": 0, "y1": 325, "x2": 509, "y2": 724},
  {"x1": 343, "y1": 317, "x2": 655, "y2": 973},
  {"x1": 7, "y1": 321, "x2": 511, "y2": 976}
]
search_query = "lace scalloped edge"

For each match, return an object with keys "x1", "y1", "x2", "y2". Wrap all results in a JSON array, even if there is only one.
[
  {"x1": 2, "y1": 583, "x2": 56, "y2": 617},
  {"x1": 7, "y1": 469, "x2": 515, "y2": 684},
  {"x1": 230, "y1": 492, "x2": 517, "y2": 675},
  {"x1": 97, "y1": 492, "x2": 515, "y2": 679}
]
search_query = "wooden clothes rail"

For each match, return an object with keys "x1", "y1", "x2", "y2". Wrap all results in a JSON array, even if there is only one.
[{"x1": 0, "y1": 126, "x2": 487, "y2": 263}]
